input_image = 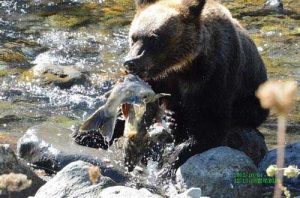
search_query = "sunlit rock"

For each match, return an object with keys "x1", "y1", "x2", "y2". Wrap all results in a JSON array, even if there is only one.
[
  {"x1": 20, "y1": 63, "x2": 88, "y2": 89},
  {"x1": 34, "y1": 161, "x2": 117, "y2": 198}
]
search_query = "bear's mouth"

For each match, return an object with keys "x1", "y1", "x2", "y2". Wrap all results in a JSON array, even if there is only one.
[{"x1": 122, "y1": 67, "x2": 151, "y2": 81}]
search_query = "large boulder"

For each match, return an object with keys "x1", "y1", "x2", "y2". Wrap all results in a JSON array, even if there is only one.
[
  {"x1": 258, "y1": 142, "x2": 300, "y2": 194},
  {"x1": 17, "y1": 123, "x2": 128, "y2": 183},
  {"x1": 176, "y1": 146, "x2": 262, "y2": 198},
  {"x1": 34, "y1": 161, "x2": 116, "y2": 198},
  {"x1": 98, "y1": 186, "x2": 162, "y2": 198},
  {"x1": 0, "y1": 144, "x2": 45, "y2": 198}
]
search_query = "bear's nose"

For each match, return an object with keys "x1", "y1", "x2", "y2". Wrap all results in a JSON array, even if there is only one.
[{"x1": 123, "y1": 60, "x2": 136, "y2": 71}]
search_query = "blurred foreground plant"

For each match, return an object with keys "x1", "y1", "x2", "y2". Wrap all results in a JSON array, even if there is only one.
[
  {"x1": 0, "y1": 173, "x2": 32, "y2": 197},
  {"x1": 256, "y1": 80, "x2": 297, "y2": 198}
]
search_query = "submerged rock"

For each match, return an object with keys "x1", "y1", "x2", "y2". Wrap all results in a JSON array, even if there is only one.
[
  {"x1": 99, "y1": 186, "x2": 162, "y2": 198},
  {"x1": 0, "y1": 144, "x2": 45, "y2": 198},
  {"x1": 222, "y1": 128, "x2": 268, "y2": 165},
  {"x1": 21, "y1": 64, "x2": 88, "y2": 88},
  {"x1": 3, "y1": 40, "x2": 48, "y2": 61},
  {"x1": 46, "y1": 14, "x2": 89, "y2": 28},
  {"x1": 0, "y1": 48, "x2": 30, "y2": 68},
  {"x1": 34, "y1": 161, "x2": 116, "y2": 198},
  {"x1": 176, "y1": 146, "x2": 262, "y2": 198},
  {"x1": 258, "y1": 142, "x2": 300, "y2": 193},
  {"x1": 17, "y1": 123, "x2": 128, "y2": 183}
]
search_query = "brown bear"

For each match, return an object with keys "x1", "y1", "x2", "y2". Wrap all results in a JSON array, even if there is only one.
[{"x1": 123, "y1": 0, "x2": 269, "y2": 174}]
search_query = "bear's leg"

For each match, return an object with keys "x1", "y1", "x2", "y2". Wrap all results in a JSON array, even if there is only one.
[{"x1": 221, "y1": 128, "x2": 268, "y2": 165}]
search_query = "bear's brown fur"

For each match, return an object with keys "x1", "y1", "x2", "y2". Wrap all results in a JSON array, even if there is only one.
[{"x1": 124, "y1": 0, "x2": 269, "y2": 174}]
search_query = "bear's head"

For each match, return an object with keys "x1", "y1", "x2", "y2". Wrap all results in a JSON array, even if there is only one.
[{"x1": 124, "y1": 0, "x2": 206, "y2": 81}]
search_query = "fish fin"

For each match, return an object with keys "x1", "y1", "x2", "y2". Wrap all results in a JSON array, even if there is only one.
[
  {"x1": 80, "y1": 107, "x2": 107, "y2": 132},
  {"x1": 99, "y1": 114, "x2": 117, "y2": 142},
  {"x1": 80, "y1": 107, "x2": 116, "y2": 142}
]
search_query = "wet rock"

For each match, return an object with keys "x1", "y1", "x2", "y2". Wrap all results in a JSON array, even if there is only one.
[
  {"x1": 222, "y1": 128, "x2": 268, "y2": 165},
  {"x1": 0, "y1": 48, "x2": 30, "y2": 68},
  {"x1": 17, "y1": 123, "x2": 128, "y2": 183},
  {"x1": 0, "y1": 114, "x2": 21, "y2": 124},
  {"x1": 99, "y1": 186, "x2": 162, "y2": 198},
  {"x1": 3, "y1": 40, "x2": 48, "y2": 61},
  {"x1": 176, "y1": 146, "x2": 262, "y2": 198},
  {"x1": 263, "y1": 0, "x2": 283, "y2": 12},
  {"x1": 258, "y1": 142, "x2": 300, "y2": 193},
  {"x1": 0, "y1": 144, "x2": 45, "y2": 198},
  {"x1": 23, "y1": 64, "x2": 88, "y2": 88},
  {"x1": 46, "y1": 14, "x2": 89, "y2": 28},
  {"x1": 173, "y1": 188, "x2": 202, "y2": 198},
  {"x1": 34, "y1": 161, "x2": 116, "y2": 198}
]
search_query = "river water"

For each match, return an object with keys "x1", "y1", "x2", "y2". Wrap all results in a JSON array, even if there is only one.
[{"x1": 0, "y1": 0, "x2": 299, "y2": 160}]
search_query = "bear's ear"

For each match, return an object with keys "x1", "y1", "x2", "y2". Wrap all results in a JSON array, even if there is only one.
[
  {"x1": 181, "y1": 0, "x2": 206, "y2": 18},
  {"x1": 135, "y1": 0, "x2": 157, "y2": 9}
]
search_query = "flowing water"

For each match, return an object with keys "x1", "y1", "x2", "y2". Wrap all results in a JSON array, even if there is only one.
[{"x1": 0, "y1": 0, "x2": 299, "y2": 191}]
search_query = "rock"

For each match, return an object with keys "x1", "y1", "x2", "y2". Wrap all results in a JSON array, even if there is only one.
[
  {"x1": 99, "y1": 186, "x2": 162, "y2": 198},
  {"x1": 263, "y1": 0, "x2": 283, "y2": 12},
  {"x1": 0, "y1": 144, "x2": 45, "y2": 198},
  {"x1": 21, "y1": 63, "x2": 88, "y2": 89},
  {"x1": 222, "y1": 128, "x2": 268, "y2": 165},
  {"x1": 46, "y1": 14, "x2": 89, "y2": 28},
  {"x1": 0, "y1": 48, "x2": 30, "y2": 68},
  {"x1": 34, "y1": 161, "x2": 116, "y2": 198},
  {"x1": 258, "y1": 142, "x2": 300, "y2": 193},
  {"x1": 176, "y1": 146, "x2": 262, "y2": 198},
  {"x1": 3, "y1": 40, "x2": 48, "y2": 61},
  {"x1": 173, "y1": 188, "x2": 202, "y2": 198},
  {"x1": 17, "y1": 123, "x2": 128, "y2": 183}
]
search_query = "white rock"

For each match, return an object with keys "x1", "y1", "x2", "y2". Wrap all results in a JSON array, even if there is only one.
[{"x1": 99, "y1": 186, "x2": 162, "y2": 198}]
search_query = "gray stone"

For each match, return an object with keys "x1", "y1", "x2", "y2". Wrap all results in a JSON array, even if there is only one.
[
  {"x1": 258, "y1": 142, "x2": 300, "y2": 193},
  {"x1": 99, "y1": 186, "x2": 162, "y2": 198},
  {"x1": 34, "y1": 161, "x2": 116, "y2": 198},
  {"x1": 0, "y1": 144, "x2": 45, "y2": 198},
  {"x1": 176, "y1": 146, "x2": 262, "y2": 198},
  {"x1": 17, "y1": 123, "x2": 128, "y2": 183}
]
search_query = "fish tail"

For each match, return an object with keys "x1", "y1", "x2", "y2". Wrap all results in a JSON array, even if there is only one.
[{"x1": 80, "y1": 108, "x2": 107, "y2": 132}]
